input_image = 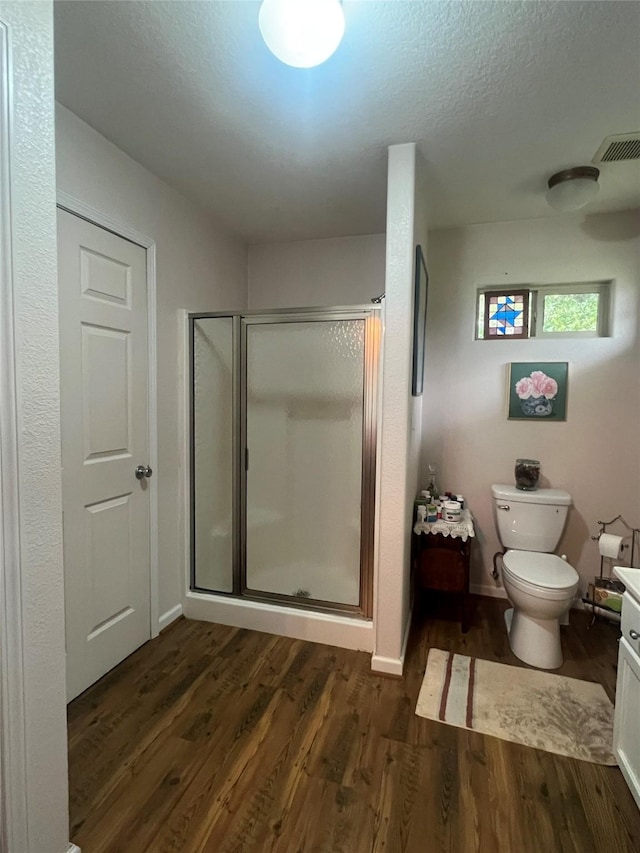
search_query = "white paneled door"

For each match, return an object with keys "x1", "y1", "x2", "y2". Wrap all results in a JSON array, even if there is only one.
[{"x1": 58, "y1": 209, "x2": 151, "y2": 701}]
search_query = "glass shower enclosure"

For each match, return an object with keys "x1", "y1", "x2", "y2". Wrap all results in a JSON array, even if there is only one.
[{"x1": 190, "y1": 307, "x2": 380, "y2": 617}]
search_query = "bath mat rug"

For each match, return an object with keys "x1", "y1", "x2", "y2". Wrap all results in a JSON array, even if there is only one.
[{"x1": 415, "y1": 648, "x2": 616, "y2": 765}]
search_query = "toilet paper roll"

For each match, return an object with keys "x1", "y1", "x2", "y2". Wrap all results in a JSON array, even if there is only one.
[{"x1": 598, "y1": 533, "x2": 624, "y2": 559}]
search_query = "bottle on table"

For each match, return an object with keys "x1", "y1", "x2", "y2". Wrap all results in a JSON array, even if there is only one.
[{"x1": 426, "y1": 462, "x2": 439, "y2": 498}]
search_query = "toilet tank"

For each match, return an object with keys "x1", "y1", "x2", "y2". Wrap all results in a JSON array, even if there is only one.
[{"x1": 491, "y1": 484, "x2": 572, "y2": 552}]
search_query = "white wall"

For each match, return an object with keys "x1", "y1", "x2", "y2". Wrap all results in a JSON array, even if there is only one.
[
  {"x1": 55, "y1": 104, "x2": 248, "y2": 623},
  {"x1": 0, "y1": 2, "x2": 69, "y2": 850},
  {"x1": 422, "y1": 210, "x2": 640, "y2": 598},
  {"x1": 411, "y1": 152, "x2": 429, "y2": 536},
  {"x1": 248, "y1": 234, "x2": 385, "y2": 309},
  {"x1": 372, "y1": 143, "x2": 427, "y2": 675}
]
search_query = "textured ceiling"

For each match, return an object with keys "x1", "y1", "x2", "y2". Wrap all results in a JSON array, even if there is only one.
[{"x1": 54, "y1": 1, "x2": 640, "y2": 243}]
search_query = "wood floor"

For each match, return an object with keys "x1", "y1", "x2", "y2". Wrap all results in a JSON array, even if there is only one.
[{"x1": 68, "y1": 596, "x2": 640, "y2": 852}]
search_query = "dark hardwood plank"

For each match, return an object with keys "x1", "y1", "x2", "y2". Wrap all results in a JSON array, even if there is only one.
[
  {"x1": 68, "y1": 597, "x2": 640, "y2": 853},
  {"x1": 150, "y1": 646, "x2": 341, "y2": 852}
]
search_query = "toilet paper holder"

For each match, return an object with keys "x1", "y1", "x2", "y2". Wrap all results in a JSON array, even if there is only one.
[
  {"x1": 591, "y1": 514, "x2": 639, "y2": 575},
  {"x1": 583, "y1": 515, "x2": 638, "y2": 626}
]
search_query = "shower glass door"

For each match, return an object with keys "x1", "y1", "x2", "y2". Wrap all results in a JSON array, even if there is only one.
[
  {"x1": 192, "y1": 316, "x2": 236, "y2": 593},
  {"x1": 243, "y1": 317, "x2": 368, "y2": 608},
  {"x1": 190, "y1": 308, "x2": 378, "y2": 616}
]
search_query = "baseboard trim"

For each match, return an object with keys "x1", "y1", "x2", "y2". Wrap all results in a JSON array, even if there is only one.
[
  {"x1": 184, "y1": 592, "x2": 373, "y2": 652},
  {"x1": 67, "y1": 843, "x2": 82, "y2": 853},
  {"x1": 470, "y1": 582, "x2": 507, "y2": 599},
  {"x1": 371, "y1": 606, "x2": 412, "y2": 677},
  {"x1": 158, "y1": 604, "x2": 183, "y2": 632},
  {"x1": 370, "y1": 654, "x2": 404, "y2": 676}
]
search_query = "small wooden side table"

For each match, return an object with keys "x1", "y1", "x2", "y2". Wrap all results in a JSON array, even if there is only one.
[{"x1": 412, "y1": 511, "x2": 474, "y2": 633}]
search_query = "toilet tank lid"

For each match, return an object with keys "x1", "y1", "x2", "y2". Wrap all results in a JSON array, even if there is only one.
[{"x1": 491, "y1": 484, "x2": 572, "y2": 506}]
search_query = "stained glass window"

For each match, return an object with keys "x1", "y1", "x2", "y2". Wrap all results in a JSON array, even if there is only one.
[
  {"x1": 483, "y1": 289, "x2": 529, "y2": 339},
  {"x1": 476, "y1": 282, "x2": 610, "y2": 340}
]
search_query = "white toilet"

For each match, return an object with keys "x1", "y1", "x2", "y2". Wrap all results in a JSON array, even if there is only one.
[{"x1": 491, "y1": 484, "x2": 579, "y2": 670}]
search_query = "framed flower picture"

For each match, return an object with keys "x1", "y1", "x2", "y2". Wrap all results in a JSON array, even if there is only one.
[
  {"x1": 508, "y1": 362, "x2": 568, "y2": 421},
  {"x1": 411, "y1": 244, "x2": 429, "y2": 396}
]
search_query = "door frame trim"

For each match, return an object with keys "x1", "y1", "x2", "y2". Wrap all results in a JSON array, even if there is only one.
[
  {"x1": 0, "y1": 20, "x2": 29, "y2": 850},
  {"x1": 56, "y1": 190, "x2": 160, "y2": 639}
]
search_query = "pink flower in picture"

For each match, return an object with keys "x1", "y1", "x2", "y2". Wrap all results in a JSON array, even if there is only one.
[
  {"x1": 516, "y1": 370, "x2": 558, "y2": 400},
  {"x1": 530, "y1": 371, "x2": 557, "y2": 398},
  {"x1": 539, "y1": 376, "x2": 558, "y2": 399},
  {"x1": 515, "y1": 376, "x2": 534, "y2": 399},
  {"x1": 529, "y1": 371, "x2": 548, "y2": 395}
]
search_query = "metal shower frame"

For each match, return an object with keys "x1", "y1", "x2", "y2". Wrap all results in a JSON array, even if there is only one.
[{"x1": 188, "y1": 305, "x2": 381, "y2": 618}]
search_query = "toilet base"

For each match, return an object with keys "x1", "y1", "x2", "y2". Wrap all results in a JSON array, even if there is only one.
[{"x1": 504, "y1": 607, "x2": 564, "y2": 670}]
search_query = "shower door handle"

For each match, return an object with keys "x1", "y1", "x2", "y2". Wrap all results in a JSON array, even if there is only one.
[{"x1": 245, "y1": 448, "x2": 249, "y2": 471}]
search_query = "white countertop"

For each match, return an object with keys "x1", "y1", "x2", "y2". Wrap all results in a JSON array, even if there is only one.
[{"x1": 613, "y1": 566, "x2": 640, "y2": 604}]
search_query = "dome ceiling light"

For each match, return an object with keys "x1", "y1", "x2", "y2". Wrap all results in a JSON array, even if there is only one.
[
  {"x1": 259, "y1": 0, "x2": 345, "y2": 68},
  {"x1": 545, "y1": 166, "x2": 600, "y2": 213}
]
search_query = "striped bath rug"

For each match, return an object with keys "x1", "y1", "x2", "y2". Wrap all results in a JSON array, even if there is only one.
[{"x1": 415, "y1": 648, "x2": 616, "y2": 765}]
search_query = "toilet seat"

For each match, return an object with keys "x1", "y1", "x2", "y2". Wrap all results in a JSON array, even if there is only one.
[{"x1": 503, "y1": 550, "x2": 579, "y2": 601}]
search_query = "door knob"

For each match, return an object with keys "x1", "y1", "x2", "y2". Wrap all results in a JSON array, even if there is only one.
[
  {"x1": 135, "y1": 465, "x2": 153, "y2": 480},
  {"x1": 498, "y1": 504, "x2": 510, "y2": 511},
  {"x1": 630, "y1": 629, "x2": 640, "y2": 641}
]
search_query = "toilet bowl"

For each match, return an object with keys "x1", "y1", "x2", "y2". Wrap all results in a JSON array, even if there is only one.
[
  {"x1": 491, "y1": 484, "x2": 578, "y2": 670},
  {"x1": 502, "y1": 550, "x2": 579, "y2": 669}
]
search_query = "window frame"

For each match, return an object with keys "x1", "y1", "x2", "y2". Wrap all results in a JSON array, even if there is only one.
[
  {"x1": 475, "y1": 281, "x2": 611, "y2": 340},
  {"x1": 531, "y1": 282, "x2": 611, "y2": 339}
]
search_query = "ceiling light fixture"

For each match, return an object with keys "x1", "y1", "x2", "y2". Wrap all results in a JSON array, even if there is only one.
[
  {"x1": 545, "y1": 166, "x2": 600, "y2": 213},
  {"x1": 259, "y1": 0, "x2": 345, "y2": 68}
]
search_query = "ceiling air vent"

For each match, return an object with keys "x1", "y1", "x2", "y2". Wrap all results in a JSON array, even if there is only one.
[{"x1": 593, "y1": 133, "x2": 640, "y2": 163}]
